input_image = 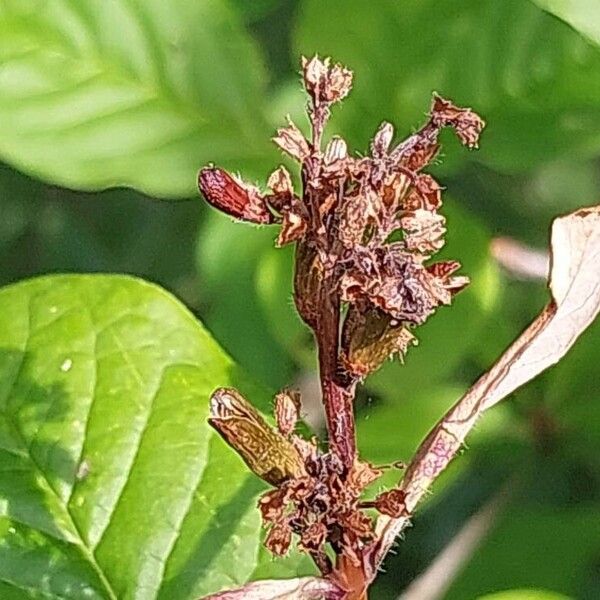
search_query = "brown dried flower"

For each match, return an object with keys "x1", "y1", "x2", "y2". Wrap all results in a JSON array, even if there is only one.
[{"x1": 198, "y1": 56, "x2": 484, "y2": 592}]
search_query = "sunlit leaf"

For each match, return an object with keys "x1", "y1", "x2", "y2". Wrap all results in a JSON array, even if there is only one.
[
  {"x1": 295, "y1": 0, "x2": 600, "y2": 171},
  {"x1": 0, "y1": 274, "x2": 273, "y2": 598},
  {"x1": 0, "y1": 0, "x2": 275, "y2": 197},
  {"x1": 532, "y1": 0, "x2": 600, "y2": 47}
]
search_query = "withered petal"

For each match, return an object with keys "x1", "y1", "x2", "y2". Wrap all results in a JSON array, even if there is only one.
[
  {"x1": 400, "y1": 209, "x2": 447, "y2": 255},
  {"x1": 374, "y1": 489, "x2": 407, "y2": 517},
  {"x1": 274, "y1": 389, "x2": 302, "y2": 437},
  {"x1": 431, "y1": 93, "x2": 485, "y2": 149},
  {"x1": 265, "y1": 521, "x2": 293, "y2": 556},
  {"x1": 371, "y1": 121, "x2": 394, "y2": 158},
  {"x1": 273, "y1": 119, "x2": 311, "y2": 162},
  {"x1": 267, "y1": 165, "x2": 294, "y2": 196}
]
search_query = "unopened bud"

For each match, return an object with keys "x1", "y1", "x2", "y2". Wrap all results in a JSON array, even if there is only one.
[
  {"x1": 371, "y1": 121, "x2": 394, "y2": 158},
  {"x1": 198, "y1": 167, "x2": 274, "y2": 224},
  {"x1": 275, "y1": 389, "x2": 301, "y2": 436},
  {"x1": 324, "y1": 136, "x2": 348, "y2": 164}
]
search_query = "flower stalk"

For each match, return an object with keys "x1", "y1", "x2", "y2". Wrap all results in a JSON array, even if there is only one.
[{"x1": 198, "y1": 55, "x2": 485, "y2": 599}]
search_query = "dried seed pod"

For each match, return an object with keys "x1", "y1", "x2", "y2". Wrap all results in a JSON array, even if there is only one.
[
  {"x1": 209, "y1": 388, "x2": 306, "y2": 486},
  {"x1": 294, "y1": 242, "x2": 327, "y2": 327},
  {"x1": 198, "y1": 167, "x2": 275, "y2": 224},
  {"x1": 341, "y1": 304, "x2": 416, "y2": 377}
]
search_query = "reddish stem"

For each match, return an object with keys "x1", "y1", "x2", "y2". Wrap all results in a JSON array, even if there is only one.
[{"x1": 315, "y1": 287, "x2": 357, "y2": 470}]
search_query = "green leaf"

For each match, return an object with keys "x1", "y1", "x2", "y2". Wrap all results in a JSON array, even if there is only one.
[
  {"x1": 295, "y1": 0, "x2": 600, "y2": 171},
  {"x1": 532, "y1": 0, "x2": 600, "y2": 47},
  {"x1": 0, "y1": 274, "x2": 273, "y2": 599},
  {"x1": 446, "y1": 507, "x2": 600, "y2": 599},
  {"x1": 0, "y1": 0, "x2": 274, "y2": 198},
  {"x1": 476, "y1": 591, "x2": 572, "y2": 600},
  {"x1": 196, "y1": 212, "x2": 296, "y2": 388}
]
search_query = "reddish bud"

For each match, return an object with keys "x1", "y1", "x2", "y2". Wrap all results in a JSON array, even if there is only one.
[{"x1": 198, "y1": 167, "x2": 274, "y2": 224}]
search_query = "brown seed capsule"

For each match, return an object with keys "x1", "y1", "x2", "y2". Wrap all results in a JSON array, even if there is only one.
[
  {"x1": 198, "y1": 167, "x2": 275, "y2": 224},
  {"x1": 209, "y1": 388, "x2": 306, "y2": 486},
  {"x1": 373, "y1": 489, "x2": 407, "y2": 518},
  {"x1": 341, "y1": 304, "x2": 416, "y2": 377}
]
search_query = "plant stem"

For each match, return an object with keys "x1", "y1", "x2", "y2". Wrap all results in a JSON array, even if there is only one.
[{"x1": 316, "y1": 286, "x2": 357, "y2": 470}]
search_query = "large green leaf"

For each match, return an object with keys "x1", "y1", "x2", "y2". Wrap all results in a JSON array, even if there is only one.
[
  {"x1": 532, "y1": 0, "x2": 600, "y2": 47},
  {"x1": 0, "y1": 0, "x2": 275, "y2": 198},
  {"x1": 0, "y1": 274, "x2": 273, "y2": 599},
  {"x1": 295, "y1": 0, "x2": 600, "y2": 171}
]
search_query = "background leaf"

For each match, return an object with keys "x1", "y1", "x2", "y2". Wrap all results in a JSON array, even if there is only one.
[
  {"x1": 476, "y1": 590, "x2": 572, "y2": 600},
  {"x1": 532, "y1": 0, "x2": 600, "y2": 47},
  {"x1": 0, "y1": 0, "x2": 276, "y2": 197},
  {"x1": 294, "y1": 0, "x2": 600, "y2": 172},
  {"x1": 0, "y1": 274, "x2": 274, "y2": 599},
  {"x1": 447, "y1": 507, "x2": 600, "y2": 599}
]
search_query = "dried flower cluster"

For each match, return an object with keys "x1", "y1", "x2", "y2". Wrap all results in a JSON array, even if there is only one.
[
  {"x1": 199, "y1": 56, "x2": 484, "y2": 595},
  {"x1": 209, "y1": 387, "x2": 405, "y2": 574}
]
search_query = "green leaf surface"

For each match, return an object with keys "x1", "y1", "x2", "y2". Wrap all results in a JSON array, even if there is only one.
[
  {"x1": 0, "y1": 0, "x2": 275, "y2": 197},
  {"x1": 532, "y1": 0, "x2": 600, "y2": 47},
  {"x1": 0, "y1": 274, "x2": 272, "y2": 599},
  {"x1": 476, "y1": 591, "x2": 572, "y2": 600},
  {"x1": 196, "y1": 213, "x2": 296, "y2": 388},
  {"x1": 447, "y1": 507, "x2": 600, "y2": 599},
  {"x1": 295, "y1": 0, "x2": 600, "y2": 171}
]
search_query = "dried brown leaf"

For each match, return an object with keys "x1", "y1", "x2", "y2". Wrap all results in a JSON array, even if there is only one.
[
  {"x1": 199, "y1": 576, "x2": 345, "y2": 600},
  {"x1": 372, "y1": 205, "x2": 600, "y2": 570}
]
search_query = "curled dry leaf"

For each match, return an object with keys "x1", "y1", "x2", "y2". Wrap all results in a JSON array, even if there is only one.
[
  {"x1": 372, "y1": 204, "x2": 600, "y2": 570},
  {"x1": 199, "y1": 576, "x2": 345, "y2": 600}
]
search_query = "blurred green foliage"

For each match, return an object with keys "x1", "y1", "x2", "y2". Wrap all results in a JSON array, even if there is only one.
[{"x1": 0, "y1": 1, "x2": 599, "y2": 598}]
